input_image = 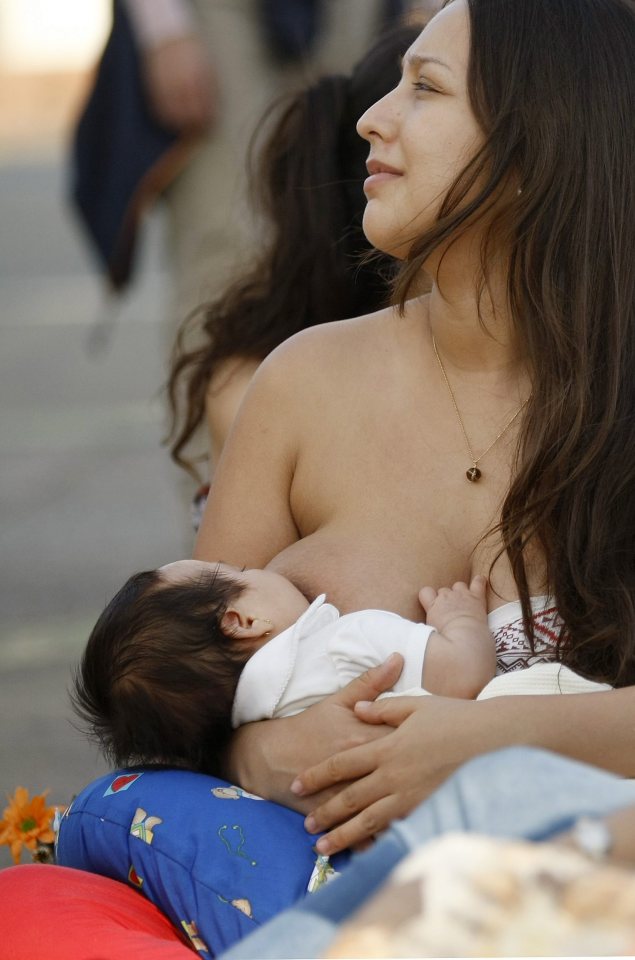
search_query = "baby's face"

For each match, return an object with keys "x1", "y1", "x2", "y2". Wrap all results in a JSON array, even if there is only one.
[{"x1": 159, "y1": 560, "x2": 310, "y2": 636}]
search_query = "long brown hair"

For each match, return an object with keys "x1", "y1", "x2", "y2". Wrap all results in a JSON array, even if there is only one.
[
  {"x1": 166, "y1": 26, "x2": 420, "y2": 477},
  {"x1": 395, "y1": 0, "x2": 635, "y2": 685}
]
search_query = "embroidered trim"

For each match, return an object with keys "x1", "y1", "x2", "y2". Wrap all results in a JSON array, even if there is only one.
[{"x1": 495, "y1": 605, "x2": 563, "y2": 674}]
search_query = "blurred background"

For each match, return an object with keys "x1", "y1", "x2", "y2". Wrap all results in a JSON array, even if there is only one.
[{"x1": 0, "y1": 0, "x2": 188, "y2": 866}]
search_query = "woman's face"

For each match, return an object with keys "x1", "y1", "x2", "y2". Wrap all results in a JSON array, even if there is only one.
[{"x1": 357, "y1": 0, "x2": 483, "y2": 259}]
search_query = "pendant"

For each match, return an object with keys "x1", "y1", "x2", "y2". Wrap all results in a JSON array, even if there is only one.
[{"x1": 466, "y1": 465, "x2": 482, "y2": 482}]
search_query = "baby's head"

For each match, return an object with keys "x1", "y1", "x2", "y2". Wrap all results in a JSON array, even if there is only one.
[{"x1": 72, "y1": 560, "x2": 309, "y2": 775}]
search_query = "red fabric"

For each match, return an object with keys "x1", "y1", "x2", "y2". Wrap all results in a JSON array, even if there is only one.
[{"x1": 0, "y1": 864, "x2": 194, "y2": 959}]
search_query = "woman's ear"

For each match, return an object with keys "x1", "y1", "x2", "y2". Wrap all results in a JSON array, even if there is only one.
[{"x1": 220, "y1": 608, "x2": 270, "y2": 640}]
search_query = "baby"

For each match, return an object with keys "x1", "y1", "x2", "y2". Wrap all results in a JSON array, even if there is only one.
[{"x1": 72, "y1": 560, "x2": 494, "y2": 777}]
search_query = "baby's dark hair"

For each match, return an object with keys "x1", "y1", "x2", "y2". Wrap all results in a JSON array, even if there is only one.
[{"x1": 72, "y1": 567, "x2": 249, "y2": 775}]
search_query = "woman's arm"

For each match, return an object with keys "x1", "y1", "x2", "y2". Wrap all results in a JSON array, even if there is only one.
[
  {"x1": 194, "y1": 343, "x2": 304, "y2": 566},
  {"x1": 293, "y1": 687, "x2": 635, "y2": 854},
  {"x1": 223, "y1": 656, "x2": 406, "y2": 811},
  {"x1": 194, "y1": 317, "x2": 371, "y2": 566}
]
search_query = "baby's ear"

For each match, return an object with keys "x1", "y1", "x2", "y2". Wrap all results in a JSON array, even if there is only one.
[
  {"x1": 220, "y1": 609, "x2": 266, "y2": 640},
  {"x1": 220, "y1": 609, "x2": 244, "y2": 637}
]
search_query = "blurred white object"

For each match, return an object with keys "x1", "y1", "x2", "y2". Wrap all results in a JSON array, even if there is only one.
[{"x1": 327, "y1": 832, "x2": 635, "y2": 957}]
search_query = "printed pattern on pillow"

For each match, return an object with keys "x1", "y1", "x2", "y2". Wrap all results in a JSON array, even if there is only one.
[{"x1": 56, "y1": 767, "x2": 350, "y2": 956}]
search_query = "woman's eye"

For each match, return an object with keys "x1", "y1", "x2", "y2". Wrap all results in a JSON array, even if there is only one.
[{"x1": 413, "y1": 80, "x2": 435, "y2": 93}]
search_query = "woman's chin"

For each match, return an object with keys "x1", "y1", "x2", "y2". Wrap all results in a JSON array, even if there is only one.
[
  {"x1": 363, "y1": 203, "x2": 424, "y2": 260},
  {"x1": 361, "y1": 218, "x2": 409, "y2": 261}
]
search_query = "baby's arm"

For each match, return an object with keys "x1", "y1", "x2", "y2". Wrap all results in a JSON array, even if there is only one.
[{"x1": 419, "y1": 575, "x2": 495, "y2": 698}]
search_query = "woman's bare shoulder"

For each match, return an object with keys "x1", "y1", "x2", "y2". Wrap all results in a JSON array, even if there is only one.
[
  {"x1": 242, "y1": 300, "x2": 428, "y2": 418},
  {"x1": 262, "y1": 305, "x2": 404, "y2": 377}
]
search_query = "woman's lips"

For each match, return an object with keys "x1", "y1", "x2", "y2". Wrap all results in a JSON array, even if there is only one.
[{"x1": 364, "y1": 159, "x2": 403, "y2": 193}]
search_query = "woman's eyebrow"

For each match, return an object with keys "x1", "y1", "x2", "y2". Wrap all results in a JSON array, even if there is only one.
[{"x1": 401, "y1": 52, "x2": 453, "y2": 74}]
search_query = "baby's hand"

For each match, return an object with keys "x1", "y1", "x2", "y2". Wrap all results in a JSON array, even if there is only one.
[{"x1": 419, "y1": 575, "x2": 487, "y2": 631}]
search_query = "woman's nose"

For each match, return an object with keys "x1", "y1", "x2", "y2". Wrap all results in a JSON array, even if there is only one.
[{"x1": 357, "y1": 90, "x2": 396, "y2": 144}]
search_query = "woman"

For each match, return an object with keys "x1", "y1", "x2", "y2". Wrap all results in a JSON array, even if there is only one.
[
  {"x1": 53, "y1": 0, "x2": 635, "y2": 953},
  {"x1": 194, "y1": 0, "x2": 635, "y2": 857}
]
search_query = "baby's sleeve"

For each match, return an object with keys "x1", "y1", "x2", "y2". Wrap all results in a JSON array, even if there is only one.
[{"x1": 328, "y1": 611, "x2": 434, "y2": 693}]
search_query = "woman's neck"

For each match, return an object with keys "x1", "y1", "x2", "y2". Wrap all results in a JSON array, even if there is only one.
[{"x1": 420, "y1": 245, "x2": 526, "y2": 388}]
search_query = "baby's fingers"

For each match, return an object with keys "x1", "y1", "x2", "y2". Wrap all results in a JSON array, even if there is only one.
[
  {"x1": 418, "y1": 585, "x2": 438, "y2": 611},
  {"x1": 469, "y1": 574, "x2": 487, "y2": 599}
]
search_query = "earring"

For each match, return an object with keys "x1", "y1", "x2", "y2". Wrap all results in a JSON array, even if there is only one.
[{"x1": 253, "y1": 618, "x2": 273, "y2": 637}]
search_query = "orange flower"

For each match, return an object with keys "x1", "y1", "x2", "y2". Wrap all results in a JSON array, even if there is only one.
[{"x1": 0, "y1": 786, "x2": 56, "y2": 864}]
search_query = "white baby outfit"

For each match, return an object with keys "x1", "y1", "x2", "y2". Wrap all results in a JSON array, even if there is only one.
[
  {"x1": 231, "y1": 594, "x2": 611, "y2": 727},
  {"x1": 232, "y1": 595, "x2": 433, "y2": 726}
]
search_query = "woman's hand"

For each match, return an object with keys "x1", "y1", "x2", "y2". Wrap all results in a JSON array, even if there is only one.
[
  {"x1": 293, "y1": 695, "x2": 502, "y2": 854},
  {"x1": 223, "y1": 655, "x2": 405, "y2": 813}
]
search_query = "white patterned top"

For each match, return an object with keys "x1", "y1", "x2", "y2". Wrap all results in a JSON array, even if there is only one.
[{"x1": 490, "y1": 597, "x2": 562, "y2": 674}]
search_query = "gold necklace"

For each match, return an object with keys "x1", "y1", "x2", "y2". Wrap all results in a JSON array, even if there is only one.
[{"x1": 432, "y1": 336, "x2": 528, "y2": 483}]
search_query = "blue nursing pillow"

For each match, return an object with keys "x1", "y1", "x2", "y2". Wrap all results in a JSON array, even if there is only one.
[{"x1": 56, "y1": 767, "x2": 349, "y2": 956}]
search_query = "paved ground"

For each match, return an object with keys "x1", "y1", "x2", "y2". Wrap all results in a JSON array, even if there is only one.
[{"x1": 0, "y1": 151, "x2": 196, "y2": 867}]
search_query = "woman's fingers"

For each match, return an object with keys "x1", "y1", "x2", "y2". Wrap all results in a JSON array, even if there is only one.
[
  {"x1": 354, "y1": 694, "x2": 421, "y2": 727},
  {"x1": 291, "y1": 737, "x2": 383, "y2": 798},
  {"x1": 298, "y1": 697, "x2": 488, "y2": 853},
  {"x1": 313, "y1": 792, "x2": 398, "y2": 856},
  {"x1": 331, "y1": 653, "x2": 404, "y2": 710},
  {"x1": 306, "y1": 767, "x2": 387, "y2": 834},
  {"x1": 292, "y1": 696, "x2": 423, "y2": 798}
]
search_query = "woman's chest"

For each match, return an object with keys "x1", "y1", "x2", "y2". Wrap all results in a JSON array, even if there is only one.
[
  {"x1": 283, "y1": 432, "x2": 512, "y2": 617},
  {"x1": 271, "y1": 319, "x2": 540, "y2": 616},
  {"x1": 267, "y1": 505, "x2": 518, "y2": 621}
]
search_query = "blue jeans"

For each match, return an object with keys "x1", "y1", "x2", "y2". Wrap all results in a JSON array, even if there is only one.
[{"x1": 221, "y1": 747, "x2": 635, "y2": 959}]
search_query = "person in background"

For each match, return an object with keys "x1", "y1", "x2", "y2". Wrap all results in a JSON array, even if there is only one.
[
  {"x1": 121, "y1": 0, "x2": 426, "y2": 321},
  {"x1": 165, "y1": 24, "x2": 422, "y2": 489}
]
